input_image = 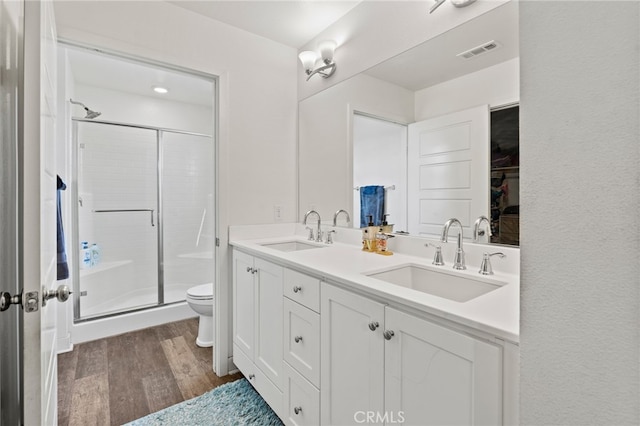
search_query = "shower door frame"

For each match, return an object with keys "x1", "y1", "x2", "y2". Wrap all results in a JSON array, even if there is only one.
[{"x1": 71, "y1": 118, "x2": 214, "y2": 322}]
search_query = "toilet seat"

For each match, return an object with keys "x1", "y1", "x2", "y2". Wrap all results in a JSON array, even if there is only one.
[{"x1": 187, "y1": 283, "x2": 213, "y2": 300}]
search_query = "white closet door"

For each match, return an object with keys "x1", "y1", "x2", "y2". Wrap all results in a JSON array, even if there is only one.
[{"x1": 407, "y1": 105, "x2": 489, "y2": 237}]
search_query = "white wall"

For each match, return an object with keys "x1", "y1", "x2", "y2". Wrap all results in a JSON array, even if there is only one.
[
  {"x1": 520, "y1": 2, "x2": 639, "y2": 424},
  {"x1": 298, "y1": 73, "x2": 414, "y2": 221},
  {"x1": 414, "y1": 58, "x2": 519, "y2": 120},
  {"x1": 54, "y1": 0, "x2": 298, "y2": 374},
  {"x1": 73, "y1": 84, "x2": 214, "y2": 135}
]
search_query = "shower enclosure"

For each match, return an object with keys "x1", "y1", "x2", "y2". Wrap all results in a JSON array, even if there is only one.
[{"x1": 72, "y1": 119, "x2": 214, "y2": 321}]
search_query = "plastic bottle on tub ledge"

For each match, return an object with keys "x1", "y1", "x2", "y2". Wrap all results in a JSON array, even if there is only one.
[
  {"x1": 91, "y1": 243, "x2": 101, "y2": 267},
  {"x1": 80, "y1": 242, "x2": 92, "y2": 269}
]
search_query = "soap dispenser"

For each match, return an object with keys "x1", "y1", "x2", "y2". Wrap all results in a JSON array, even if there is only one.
[
  {"x1": 362, "y1": 215, "x2": 377, "y2": 252},
  {"x1": 381, "y1": 214, "x2": 393, "y2": 234}
]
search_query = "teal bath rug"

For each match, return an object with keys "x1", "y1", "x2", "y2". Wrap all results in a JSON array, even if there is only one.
[{"x1": 127, "y1": 378, "x2": 283, "y2": 426}]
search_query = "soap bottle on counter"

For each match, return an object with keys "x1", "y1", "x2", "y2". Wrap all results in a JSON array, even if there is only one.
[
  {"x1": 381, "y1": 214, "x2": 394, "y2": 234},
  {"x1": 366, "y1": 215, "x2": 378, "y2": 252},
  {"x1": 376, "y1": 232, "x2": 394, "y2": 255}
]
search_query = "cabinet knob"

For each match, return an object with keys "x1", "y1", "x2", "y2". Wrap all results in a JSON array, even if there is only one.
[
  {"x1": 292, "y1": 285, "x2": 302, "y2": 293},
  {"x1": 246, "y1": 266, "x2": 252, "y2": 273},
  {"x1": 368, "y1": 321, "x2": 379, "y2": 331},
  {"x1": 294, "y1": 406, "x2": 303, "y2": 415},
  {"x1": 294, "y1": 336, "x2": 303, "y2": 343},
  {"x1": 248, "y1": 374, "x2": 255, "y2": 380},
  {"x1": 383, "y1": 330, "x2": 395, "y2": 340}
]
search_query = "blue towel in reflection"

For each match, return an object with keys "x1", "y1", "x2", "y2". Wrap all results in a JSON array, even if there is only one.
[
  {"x1": 57, "y1": 176, "x2": 69, "y2": 280},
  {"x1": 359, "y1": 185, "x2": 385, "y2": 227}
]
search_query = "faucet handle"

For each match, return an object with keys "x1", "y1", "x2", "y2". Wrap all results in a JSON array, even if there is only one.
[
  {"x1": 305, "y1": 226, "x2": 314, "y2": 241},
  {"x1": 425, "y1": 243, "x2": 444, "y2": 266},
  {"x1": 326, "y1": 230, "x2": 336, "y2": 244},
  {"x1": 479, "y1": 252, "x2": 506, "y2": 275}
]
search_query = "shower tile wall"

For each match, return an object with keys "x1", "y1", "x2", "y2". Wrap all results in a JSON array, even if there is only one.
[{"x1": 78, "y1": 122, "x2": 214, "y2": 317}]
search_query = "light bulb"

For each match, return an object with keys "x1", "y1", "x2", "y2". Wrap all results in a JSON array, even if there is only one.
[{"x1": 298, "y1": 51, "x2": 318, "y2": 72}]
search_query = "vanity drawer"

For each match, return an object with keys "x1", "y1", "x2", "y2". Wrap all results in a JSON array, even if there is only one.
[
  {"x1": 283, "y1": 362, "x2": 320, "y2": 426},
  {"x1": 283, "y1": 298, "x2": 320, "y2": 387},
  {"x1": 284, "y1": 269, "x2": 320, "y2": 312}
]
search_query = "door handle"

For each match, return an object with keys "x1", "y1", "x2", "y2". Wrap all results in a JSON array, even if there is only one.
[
  {"x1": 0, "y1": 291, "x2": 22, "y2": 312},
  {"x1": 1, "y1": 290, "x2": 39, "y2": 313},
  {"x1": 42, "y1": 285, "x2": 72, "y2": 307}
]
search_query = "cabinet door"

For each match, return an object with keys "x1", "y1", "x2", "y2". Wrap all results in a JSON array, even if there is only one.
[
  {"x1": 233, "y1": 250, "x2": 255, "y2": 359},
  {"x1": 384, "y1": 307, "x2": 502, "y2": 425},
  {"x1": 321, "y1": 283, "x2": 385, "y2": 425},
  {"x1": 254, "y1": 257, "x2": 284, "y2": 389}
]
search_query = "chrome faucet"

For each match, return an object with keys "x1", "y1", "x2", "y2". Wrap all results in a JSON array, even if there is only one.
[
  {"x1": 473, "y1": 216, "x2": 492, "y2": 241},
  {"x1": 333, "y1": 209, "x2": 351, "y2": 227},
  {"x1": 441, "y1": 218, "x2": 465, "y2": 270},
  {"x1": 303, "y1": 210, "x2": 322, "y2": 242}
]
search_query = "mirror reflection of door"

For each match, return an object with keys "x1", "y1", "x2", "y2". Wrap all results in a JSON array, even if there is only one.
[
  {"x1": 490, "y1": 105, "x2": 519, "y2": 246},
  {"x1": 352, "y1": 113, "x2": 408, "y2": 232}
]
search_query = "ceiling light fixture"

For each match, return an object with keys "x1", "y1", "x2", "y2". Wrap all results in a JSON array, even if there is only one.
[
  {"x1": 153, "y1": 86, "x2": 169, "y2": 94},
  {"x1": 429, "y1": 0, "x2": 476, "y2": 14},
  {"x1": 298, "y1": 40, "x2": 337, "y2": 81}
]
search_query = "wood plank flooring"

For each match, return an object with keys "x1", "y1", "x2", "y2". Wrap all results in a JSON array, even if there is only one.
[{"x1": 58, "y1": 318, "x2": 243, "y2": 426}]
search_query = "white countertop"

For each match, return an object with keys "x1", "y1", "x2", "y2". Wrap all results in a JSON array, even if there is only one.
[{"x1": 229, "y1": 224, "x2": 519, "y2": 344}]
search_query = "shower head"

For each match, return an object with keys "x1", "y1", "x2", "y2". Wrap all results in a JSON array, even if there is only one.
[{"x1": 70, "y1": 99, "x2": 101, "y2": 119}]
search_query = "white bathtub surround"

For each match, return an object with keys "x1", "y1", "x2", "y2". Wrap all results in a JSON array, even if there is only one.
[{"x1": 70, "y1": 302, "x2": 194, "y2": 345}]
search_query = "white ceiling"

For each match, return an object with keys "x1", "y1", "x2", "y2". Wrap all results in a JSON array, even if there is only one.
[
  {"x1": 169, "y1": 0, "x2": 362, "y2": 48},
  {"x1": 364, "y1": 1, "x2": 518, "y2": 91},
  {"x1": 66, "y1": 46, "x2": 215, "y2": 107}
]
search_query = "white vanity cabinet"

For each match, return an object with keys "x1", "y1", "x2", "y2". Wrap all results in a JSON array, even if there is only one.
[
  {"x1": 321, "y1": 282, "x2": 503, "y2": 425},
  {"x1": 232, "y1": 250, "x2": 284, "y2": 417},
  {"x1": 231, "y1": 247, "x2": 515, "y2": 426}
]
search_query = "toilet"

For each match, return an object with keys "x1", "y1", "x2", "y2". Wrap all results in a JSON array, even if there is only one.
[{"x1": 186, "y1": 283, "x2": 214, "y2": 347}]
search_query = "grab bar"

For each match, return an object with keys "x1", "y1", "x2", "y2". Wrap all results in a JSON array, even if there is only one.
[{"x1": 93, "y1": 209, "x2": 155, "y2": 227}]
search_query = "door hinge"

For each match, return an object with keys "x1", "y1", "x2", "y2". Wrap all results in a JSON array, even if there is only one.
[{"x1": 215, "y1": 237, "x2": 220, "y2": 247}]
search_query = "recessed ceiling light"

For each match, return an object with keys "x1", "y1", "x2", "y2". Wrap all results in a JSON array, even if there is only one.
[{"x1": 153, "y1": 86, "x2": 169, "y2": 94}]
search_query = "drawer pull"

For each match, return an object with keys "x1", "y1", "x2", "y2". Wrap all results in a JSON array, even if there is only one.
[
  {"x1": 248, "y1": 374, "x2": 255, "y2": 380},
  {"x1": 293, "y1": 285, "x2": 302, "y2": 293},
  {"x1": 383, "y1": 330, "x2": 395, "y2": 340},
  {"x1": 368, "y1": 321, "x2": 379, "y2": 331},
  {"x1": 294, "y1": 406, "x2": 303, "y2": 415},
  {"x1": 294, "y1": 335, "x2": 303, "y2": 343}
]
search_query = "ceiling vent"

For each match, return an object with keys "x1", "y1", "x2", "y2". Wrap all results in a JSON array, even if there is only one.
[{"x1": 457, "y1": 40, "x2": 500, "y2": 60}]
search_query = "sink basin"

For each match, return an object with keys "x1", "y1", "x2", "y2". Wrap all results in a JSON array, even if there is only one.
[
  {"x1": 260, "y1": 241, "x2": 324, "y2": 252},
  {"x1": 365, "y1": 264, "x2": 504, "y2": 302}
]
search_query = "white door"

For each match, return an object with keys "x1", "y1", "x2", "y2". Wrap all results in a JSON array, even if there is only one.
[
  {"x1": 384, "y1": 307, "x2": 502, "y2": 425},
  {"x1": 0, "y1": 0, "x2": 25, "y2": 424},
  {"x1": 232, "y1": 250, "x2": 255, "y2": 358},
  {"x1": 254, "y1": 258, "x2": 283, "y2": 389},
  {"x1": 23, "y1": 1, "x2": 62, "y2": 424},
  {"x1": 407, "y1": 105, "x2": 490, "y2": 237},
  {"x1": 320, "y1": 283, "x2": 385, "y2": 426}
]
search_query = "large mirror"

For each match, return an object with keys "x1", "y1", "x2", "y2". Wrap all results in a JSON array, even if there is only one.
[{"x1": 299, "y1": 1, "x2": 520, "y2": 246}]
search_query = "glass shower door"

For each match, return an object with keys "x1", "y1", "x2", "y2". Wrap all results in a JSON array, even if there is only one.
[
  {"x1": 76, "y1": 121, "x2": 159, "y2": 318},
  {"x1": 162, "y1": 131, "x2": 214, "y2": 303}
]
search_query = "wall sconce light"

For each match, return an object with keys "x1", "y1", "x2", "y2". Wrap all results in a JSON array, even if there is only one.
[
  {"x1": 298, "y1": 40, "x2": 337, "y2": 81},
  {"x1": 429, "y1": 0, "x2": 476, "y2": 14}
]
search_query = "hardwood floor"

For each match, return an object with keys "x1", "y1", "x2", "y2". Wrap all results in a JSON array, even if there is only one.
[{"x1": 58, "y1": 318, "x2": 243, "y2": 426}]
